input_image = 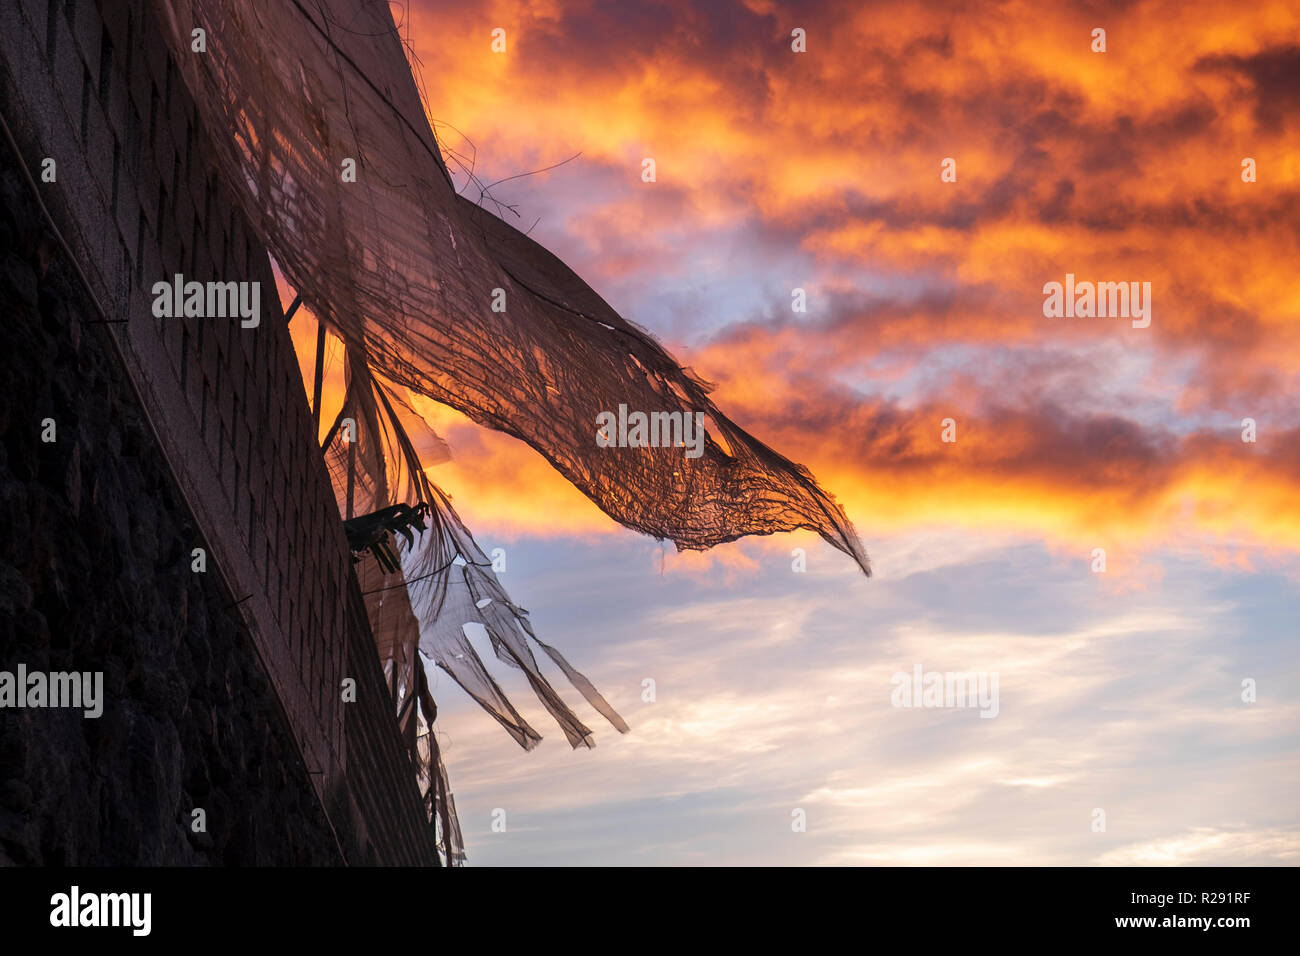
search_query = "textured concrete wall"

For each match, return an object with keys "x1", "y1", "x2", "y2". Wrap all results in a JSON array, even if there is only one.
[
  {"x1": 0, "y1": 0, "x2": 348, "y2": 797},
  {"x1": 0, "y1": 0, "x2": 439, "y2": 865},
  {"x1": 0, "y1": 157, "x2": 344, "y2": 863}
]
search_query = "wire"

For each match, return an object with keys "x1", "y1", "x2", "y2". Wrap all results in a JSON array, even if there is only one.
[{"x1": 359, "y1": 550, "x2": 492, "y2": 594}]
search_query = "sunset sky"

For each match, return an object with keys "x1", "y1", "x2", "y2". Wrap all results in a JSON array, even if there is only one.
[{"x1": 298, "y1": 0, "x2": 1299, "y2": 864}]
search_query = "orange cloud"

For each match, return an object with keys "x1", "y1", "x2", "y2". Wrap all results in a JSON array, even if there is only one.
[{"x1": 273, "y1": 0, "x2": 1300, "y2": 568}]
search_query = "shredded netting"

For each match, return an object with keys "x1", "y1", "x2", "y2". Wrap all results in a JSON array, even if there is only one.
[{"x1": 151, "y1": 0, "x2": 870, "y2": 866}]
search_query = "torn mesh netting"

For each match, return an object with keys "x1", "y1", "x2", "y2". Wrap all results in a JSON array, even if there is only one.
[
  {"x1": 153, "y1": 0, "x2": 870, "y2": 574},
  {"x1": 152, "y1": 0, "x2": 870, "y2": 864}
]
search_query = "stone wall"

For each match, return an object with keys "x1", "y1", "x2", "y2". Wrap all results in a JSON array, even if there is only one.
[
  {"x1": 0, "y1": 0, "x2": 440, "y2": 865},
  {"x1": 0, "y1": 0, "x2": 348, "y2": 798},
  {"x1": 0, "y1": 152, "x2": 344, "y2": 864}
]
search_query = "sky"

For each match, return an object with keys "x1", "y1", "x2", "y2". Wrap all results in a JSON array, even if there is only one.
[{"x1": 299, "y1": 0, "x2": 1299, "y2": 864}]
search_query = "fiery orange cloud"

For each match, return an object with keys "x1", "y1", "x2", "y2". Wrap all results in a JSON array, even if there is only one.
[
  {"x1": 285, "y1": 298, "x2": 1300, "y2": 571},
  {"x1": 266, "y1": 1, "x2": 1300, "y2": 569},
  {"x1": 387, "y1": 375, "x2": 1300, "y2": 570},
  {"x1": 403, "y1": 0, "x2": 1299, "y2": 385}
]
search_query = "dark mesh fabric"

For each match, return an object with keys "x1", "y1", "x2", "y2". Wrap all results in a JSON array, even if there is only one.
[
  {"x1": 153, "y1": 0, "x2": 869, "y2": 574},
  {"x1": 152, "y1": 0, "x2": 870, "y2": 865}
]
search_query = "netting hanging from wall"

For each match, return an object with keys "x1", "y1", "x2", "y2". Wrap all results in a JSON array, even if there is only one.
[{"x1": 152, "y1": 0, "x2": 870, "y2": 865}]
